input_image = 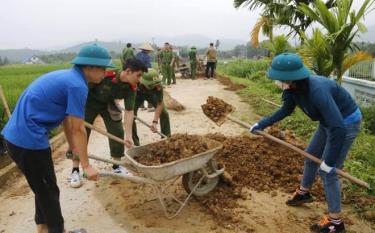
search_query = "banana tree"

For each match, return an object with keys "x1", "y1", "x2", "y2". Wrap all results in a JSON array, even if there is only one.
[{"x1": 298, "y1": 0, "x2": 375, "y2": 83}]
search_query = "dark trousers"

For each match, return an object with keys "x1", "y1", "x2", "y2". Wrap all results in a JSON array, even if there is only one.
[
  {"x1": 205, "y1": 62, "x2": 216, "y2": 78},
  {"x1": 4, "y1": 140, "x2": 64, "y2": 233}
]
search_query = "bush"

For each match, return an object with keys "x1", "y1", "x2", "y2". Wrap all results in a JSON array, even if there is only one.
[{"x1": 361, "y1": 103, "x2": 375, "y2": 134}]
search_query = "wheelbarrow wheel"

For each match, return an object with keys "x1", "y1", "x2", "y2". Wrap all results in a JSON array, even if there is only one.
[{"x1": 182, "y1": 160, "x2": 219, "y2": 197}]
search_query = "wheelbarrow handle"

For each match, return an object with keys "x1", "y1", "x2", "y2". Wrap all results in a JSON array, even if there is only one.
[
  {"x1": 226, "y1": 115, "x2": 370, "y2": 189},
  {"x1": 117, "y1": 106, "x2": 167, "y2": 138}
]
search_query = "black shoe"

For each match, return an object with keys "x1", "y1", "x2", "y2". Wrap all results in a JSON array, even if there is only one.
[
  {"x1": 286, "y1": 188, "x2": 314, "y2": 206},
  {"x1": 310, "y1": 216, "x2": 346, "y2": 233}
]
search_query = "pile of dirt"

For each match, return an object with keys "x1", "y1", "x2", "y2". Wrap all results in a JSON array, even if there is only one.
[
  {"x1": 135, "y1": 134, "x2": 209, "y2": 166},
  {"x1": 201, "y1": 96, "x2": 235, "y2": 125},
  {"x1": 163, "y1": 90, "x2": 185, "y2": 112},
  {"x1": 217, "y1": 74, "x2": 246, "y2": 91},
  {"x1": 197, "y1": 131, "x2": 324, "y2": 229}
]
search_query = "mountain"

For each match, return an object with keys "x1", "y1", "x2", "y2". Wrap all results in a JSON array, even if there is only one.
[
  {"x1": 0, "y1": 49, "x2": 49, "y2": 63},
  {"x1": 0, "y1": 34, "x2": 247, "y2": 62}
]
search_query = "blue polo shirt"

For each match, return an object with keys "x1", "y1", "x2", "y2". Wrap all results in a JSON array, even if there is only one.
[{"x1": 1, "y1": 66, "x2": 88, "y2": 150}]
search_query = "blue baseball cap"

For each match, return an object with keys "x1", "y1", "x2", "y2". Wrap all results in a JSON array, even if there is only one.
[
  {"x1": 71, "y1": 44, "x2": 116, "y2": 68},
  {"x1": 268, "y1": 53, "x2": 310, "y2": 81}
]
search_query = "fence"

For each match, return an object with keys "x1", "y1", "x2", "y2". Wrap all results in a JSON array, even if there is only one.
[{"x1": 348, "y1": 61, "x2": 375, "y2": 81}]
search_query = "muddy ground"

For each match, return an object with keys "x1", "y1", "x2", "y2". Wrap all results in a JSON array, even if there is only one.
[{"x1": 0, "y1": 78, "x2": 374, "y2": 233}]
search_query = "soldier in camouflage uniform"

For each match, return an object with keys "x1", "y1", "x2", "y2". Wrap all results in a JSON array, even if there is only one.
[
  {"x1": 171, "y1": 44, "x2": 179, "y2": 84},
  {"x1": 69, "y1": 58, "x2": 147, "y2": 188},
  {"x1": 132, "y1": 69, "x2": 171, "y2": 146},
  {"x1": 159, "y1": 42, "x2": 175, "y2": 87},
  {"x1": 189, "y1": 46, "x2": 198, "y2": 79},
  {"x1": 121, "y1": 43, "x2": 135, "y2": 69}
]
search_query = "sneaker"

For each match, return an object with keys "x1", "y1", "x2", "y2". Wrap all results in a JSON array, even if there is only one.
[
  {"x1": 310, "y1": 216, "x2": 346, "y2": 233},
  {"x1": 113, "y1": 166, "x2": 131, "y2": 175},
  {"x1": 69, "y1": 171, "x2": 82, "y2": 188},
  {"x1": 286, "y1": 188, "x2": 314, "y2": 206},
  {"x1": 204, "y1": 77, "x2": 208, "y2": 80}
]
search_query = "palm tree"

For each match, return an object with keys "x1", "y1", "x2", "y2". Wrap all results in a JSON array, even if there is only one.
[
  {"x1": 234, "y1": 0, "x2": 337, "y2": 47},
  {"x1": 298, "y1": 0, "x2": 375, "y2": 83},
  {"x1": 261, "y1": 35, "x2": 292, "y2": 58}
]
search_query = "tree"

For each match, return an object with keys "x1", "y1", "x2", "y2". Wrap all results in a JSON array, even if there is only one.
[
  {"x1": 0, "y1": 56, "x2": 2, "y2": 66},
  {"x1": 2, "y1": 57, "x2": 9, "y2": 65},
  {"x1": 233, "y1": 0, "x2": 337, "y2": 47},
  {"x1": 298, "y1": 0, "x2": 375, "y2": 83},
  {"x1": 261, "y1": 35, "x2": 293, "y2": 58}
]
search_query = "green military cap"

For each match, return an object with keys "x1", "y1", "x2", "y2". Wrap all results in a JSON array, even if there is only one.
[
  {"x1": 191, "y1": 46, "x2": 196, "y2": 50},
  {"x1": 141, "y1": 69, "x2": 161, "y2": 89}
]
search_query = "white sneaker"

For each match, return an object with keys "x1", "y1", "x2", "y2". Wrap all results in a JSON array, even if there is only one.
[
  {"x1": 69, "y1": 171, "x2": 83, "y2": 188},
  {"x1": 112, "y1": 166, "x2": 131, "y2": 175}
]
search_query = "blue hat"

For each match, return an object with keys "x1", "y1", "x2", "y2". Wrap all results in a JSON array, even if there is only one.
[
  {"x1": 267, "y1": 53, "x2": 310, "y2": 81},
  {"x1": 71, "y1": 44, "x2": 116, "y2": 68}
]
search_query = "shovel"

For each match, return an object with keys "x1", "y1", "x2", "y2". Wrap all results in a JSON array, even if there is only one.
[
  {"x1": 203, "y1": 98, "x2": 370, "y2": 189},
  {"x1": 117, "y1": 105, "x2": 167, "y2": 138}
]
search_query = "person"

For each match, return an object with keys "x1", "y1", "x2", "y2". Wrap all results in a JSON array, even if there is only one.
[
  {"x1": 135, "y1": 42, "x2": 154, "y2": 111},
  {"x1": 132, "y1": 69, "x2": 171, "y2": 146},
  {"x1": 1, "y1": 44, "x2": 114, "y2": 233},
  {"x1": 249, "y1": 53, "x2": 361, "y2": 233},
  {"x1": 68, "y1": 58, "x2": 147, "y2": 188},
  {"x1": 159, "y1": 42, "x2": 175, "y2": 87},
  {"x1": 121, "y1": 43, "x2": 135, "y2": 69},
  {"x1": 170, "y1": 44, "x2": 179, "y2": 85},
  {"x1": 136, "y1": 42, "x2": 154, "y2": 69},
  {"x1": 205, "y1": 42, "x2": 217, "y2": 79},
  {"x1": 189, "y1": 46, "x2": 198, "y2": 80}
]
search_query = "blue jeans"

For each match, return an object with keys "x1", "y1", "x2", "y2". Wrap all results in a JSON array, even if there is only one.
[{"x1": 301, "y1": 121, "x2": 361, "y2": 213}]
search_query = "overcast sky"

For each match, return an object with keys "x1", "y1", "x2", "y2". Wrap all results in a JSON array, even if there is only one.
[{"x1": 0, "y1": 0, "x2": 374, "y2": 50}]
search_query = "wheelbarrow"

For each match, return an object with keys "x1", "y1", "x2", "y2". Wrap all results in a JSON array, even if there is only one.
[
  {"x1": 85, "y1": 122, "x2": 224, "y2": 219},
  {"x1": 178, "y1": 64, "x2": 190, "y2": 79}
]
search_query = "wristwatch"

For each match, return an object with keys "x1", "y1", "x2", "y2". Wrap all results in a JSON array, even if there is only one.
[{"x1": 152, "y1": 120, "x2": 158, "y2": 124}]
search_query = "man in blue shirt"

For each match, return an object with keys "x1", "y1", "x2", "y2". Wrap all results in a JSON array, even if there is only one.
[
  {"x1": 1, "y1": 44, "x2": 115, "y2": 233},
  {"x1": 250, "y1": 53, "x2": 361, "y2": 233},
  {"x1": 136, "y1": 43, "x2": 154, "y2": 111}
]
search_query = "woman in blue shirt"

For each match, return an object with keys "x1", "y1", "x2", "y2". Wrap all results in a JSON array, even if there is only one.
[{"x1": 250, "y1": 53, "x2": 361, "y2": 233}]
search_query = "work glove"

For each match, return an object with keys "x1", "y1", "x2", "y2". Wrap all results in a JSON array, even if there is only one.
[
  {"x1": 319, "y1": 161, "x2": 335, "y2": 174},
  {"x1": 249, "y1": 122, "x2": 262, "y2": 134}
]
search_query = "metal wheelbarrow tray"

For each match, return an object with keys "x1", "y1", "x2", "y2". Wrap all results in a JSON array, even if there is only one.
[{"x1": 88, "y1": 137, "x2": 224, "y2": 218}]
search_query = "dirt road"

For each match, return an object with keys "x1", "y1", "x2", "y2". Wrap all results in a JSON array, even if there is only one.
[{"x1": 0, "y1": 78, "x2": 373, "y2": 233}]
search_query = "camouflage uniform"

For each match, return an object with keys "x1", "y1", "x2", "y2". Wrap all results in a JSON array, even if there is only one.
[
  {"x1": 159, "y1": 49, "x2": 174, "y2": 86},
  {"x1": 189, "y1": 47, "x2": 197, "y2": 79},
  {"x1": 121, "y1": 47, "x2": 135, "y2": 69},
  {"x1": 86, "y1": 71, "x2": 136, "y2": 158},
  {"x1": 132, "y1": 72, "x2": 171, "y2": 146}
]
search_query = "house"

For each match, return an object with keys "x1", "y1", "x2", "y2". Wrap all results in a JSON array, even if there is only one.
[{"x1": 22, "y1": 55, "x2": 45, "y2": 64}]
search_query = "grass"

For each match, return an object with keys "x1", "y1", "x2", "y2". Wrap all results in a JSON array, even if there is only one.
[{"x1": 217, "y1": 60, "x2": 375, "y2": 216}]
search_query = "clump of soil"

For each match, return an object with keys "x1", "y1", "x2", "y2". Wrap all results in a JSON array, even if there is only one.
[
  {"x1": 199, "y1": 131, "x2": 324, "y2": 229},
  {"x1": 135, "y1": 134, "x2": 210, "y2": 166},
  {"x1": 201, "y1": 96, "x2": 235, "y2": 125},
  {"x1": 216, "y1": 74, "x2": 246, "y2": 91}
]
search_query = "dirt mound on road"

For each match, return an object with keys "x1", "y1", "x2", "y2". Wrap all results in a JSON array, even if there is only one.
[
  {"x1": 198, "y1": 131, "x2": 324, "y2": 230},
  {"x1": 135, "y1": 134, "x2": 210, "y2": 166}
]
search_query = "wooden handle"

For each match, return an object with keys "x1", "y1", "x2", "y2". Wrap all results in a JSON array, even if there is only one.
[
  {"x1": 227, "y1": 115, "x2": 370, "y2": 189},
  {"x1": 0, "y1": 85, "x2": 12, "y2": 118},
  {"x1": 118, "y1": 106, "x2": 167, "y2": 138},
  {"x1": 84, "y1": 122, "x2": 125, "y2": 145}
]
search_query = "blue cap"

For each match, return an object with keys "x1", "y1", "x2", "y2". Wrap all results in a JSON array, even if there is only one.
[
  {"x1": 267, "y1": 53, "x2": 310, "y2": 81},
  {"x1": 70, "y1": 44, "x2": 116, "y2": 68}
]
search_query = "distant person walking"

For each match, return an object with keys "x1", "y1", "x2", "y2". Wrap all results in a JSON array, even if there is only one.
[{"x1": 205, "y1": 42, "x2": 217, "y2": 79}]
